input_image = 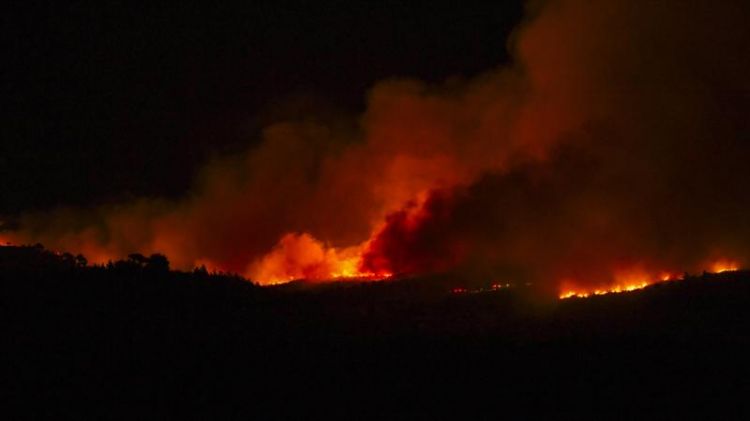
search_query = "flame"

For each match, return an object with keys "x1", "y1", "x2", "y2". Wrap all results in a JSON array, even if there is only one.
[
  {"x1": 711, "y1": 259, "x2": 738, "y2": 273},
  {"x1": 246, "y1": 232, "x2": 392, "y2": 285},
  {"x1": 559, "y1": 259, "x2": 742, "y2": 299},
  {"x1": 1, "y1": 0, "x2": 747, "y2": 297},
  {"x1": 559, "y1": 280, "x2": 650, "y2": 299},
  {"x1": 659, "y1": 272, "x2": 675, "y2": 281}
]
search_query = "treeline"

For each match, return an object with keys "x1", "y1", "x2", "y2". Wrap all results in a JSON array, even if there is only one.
[
  {"x1": 4, "y1": 243, "x2": 750, "y2": 417},
  {"x1": 0, "y1": 243, "x2": 249, "y2": 282}
]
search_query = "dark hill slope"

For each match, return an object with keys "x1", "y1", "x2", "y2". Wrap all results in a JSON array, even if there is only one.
[{"x1": 4, "y1": 245, "x2": 750, "y2": 418}]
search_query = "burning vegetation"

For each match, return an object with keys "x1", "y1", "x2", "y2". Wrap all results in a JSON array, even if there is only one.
[{"x1": 2, "y1": 0, "x2": 749, "y2": 294}]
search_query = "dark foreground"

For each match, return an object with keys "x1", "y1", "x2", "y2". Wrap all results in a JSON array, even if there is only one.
[{"x1": 4, "y1": 245, "x2": 750, "y2": 418}]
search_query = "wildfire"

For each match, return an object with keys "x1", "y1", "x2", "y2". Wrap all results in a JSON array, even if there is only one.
[
  {"x1": 559, "y1": 259, "x2": 742, "y2": 299},
  {"x1": 3, "y1": 227, "x2": 742, "y2": 295},
  {"x1": 450, "y1": 283, "x2": 513, "y2": 294},
  {"x1": 246, "y1": 232, "x2": 393, "y2": 285},
  {"x1": 559, "y1": 281, "x2": 650, "y2": 299},
  {"x1": 712, "y1": 259, "x2": 739, "y2": 273}
]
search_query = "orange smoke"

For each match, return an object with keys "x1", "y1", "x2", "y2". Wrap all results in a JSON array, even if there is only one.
[
  {"x1": 712, "y1": 259, "x2": 739, "y2": 274},
  {"x1": 2, "y1": 0, "x2": 749, "y2": 291},
  {"x1": 245, "y1": 233, "x2": 390, "y2": 284}
]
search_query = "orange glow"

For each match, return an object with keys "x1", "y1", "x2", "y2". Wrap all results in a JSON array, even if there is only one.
[
  {"x1": 559, "y1": 259, "x2": 743, "y2": 299},
  {"x1": 246, "y1": 232, "x2": 392, "y2": 285},
  {"x1": 0, "y1": 0, "x2": 747, "y2": 306},
  {"x1": 560, "y1": 280, "x2": 652, "y2": 299},
  {"x1": 659, "y1": 272, "x2": 675, "y2": 281},
  {"x1": 559, "y1": 265, "x2": 664, "y2": 299},
  {"x1": 711, "y1": 259, "x2": 739, "y2": 273}
]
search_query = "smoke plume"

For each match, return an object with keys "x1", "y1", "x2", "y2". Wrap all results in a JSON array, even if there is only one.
[{"x1": 5, "y1": 0, "x2": 749, "y2": 293}]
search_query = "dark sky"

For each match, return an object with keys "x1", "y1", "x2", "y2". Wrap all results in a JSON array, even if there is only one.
[{"x1": 1, "y1": 1, "x2": 524, "y2": 215}]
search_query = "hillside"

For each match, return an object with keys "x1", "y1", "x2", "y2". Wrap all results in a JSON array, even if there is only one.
[{"x1": 4, "y1": 245, "x2": 750, "y2": 417}]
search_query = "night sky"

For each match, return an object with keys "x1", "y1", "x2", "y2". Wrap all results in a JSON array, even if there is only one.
[
  {"x1": 2, "y1": 2, "x2": 524, "y2": 215},
  {"x1": 3, "y1": 0, "x2": 749, "y2": 290}
]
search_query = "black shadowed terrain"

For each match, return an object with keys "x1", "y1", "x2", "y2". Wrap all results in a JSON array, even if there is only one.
[{"x1": 4, "y1": 244, "x2": 750, "y2": 418}]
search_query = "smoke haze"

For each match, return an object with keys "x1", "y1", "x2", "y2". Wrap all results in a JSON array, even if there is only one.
[{"x1": 5, "y1": 0, "x2": 749, "y2": 292}]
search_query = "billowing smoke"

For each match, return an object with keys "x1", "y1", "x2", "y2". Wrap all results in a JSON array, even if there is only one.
[
  {"x1": 4, "y1": 0, "x2": 750, "y2": 292},
  {"x1": 362, "y1": 0, "x2": 750, "y2": 293}
]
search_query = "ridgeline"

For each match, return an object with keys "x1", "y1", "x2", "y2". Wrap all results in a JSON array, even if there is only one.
[{"x1": 5, "y1": 245, "x2": 750, "y2": 417}]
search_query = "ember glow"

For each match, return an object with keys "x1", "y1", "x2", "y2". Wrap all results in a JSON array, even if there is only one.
[
  {"x1": 559, "y1": 266, "x2": 659, "y2": 299},
  {"x1": 560, "y1": 281, "x2": 652, "y2": 299},
  {"x1": 712, "y1": 260, "x2": 739, "y2": 274},
  {"x1": 559, "y1": 260, "x2": 743, "y2": 299},
  {"x1": 2, "y1": 0, "x2": 749, "y2": 291}
]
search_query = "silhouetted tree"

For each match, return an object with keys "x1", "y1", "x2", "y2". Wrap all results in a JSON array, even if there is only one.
[
  {"x1": 75, "y1": 254, "x2": 87, "y2": 267},
  {"x1": 193, "y1": 265, "x2": 209, "y2": 277},
  {"x1": 128, "y1": 253, "x2": 148, "y2": 266},
  {"x1": 61, "y1": 252, "x2": 76, "y2": 266},
  {"x1": 145, "y1": 254, "x2": 169, "y2": 273}
]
